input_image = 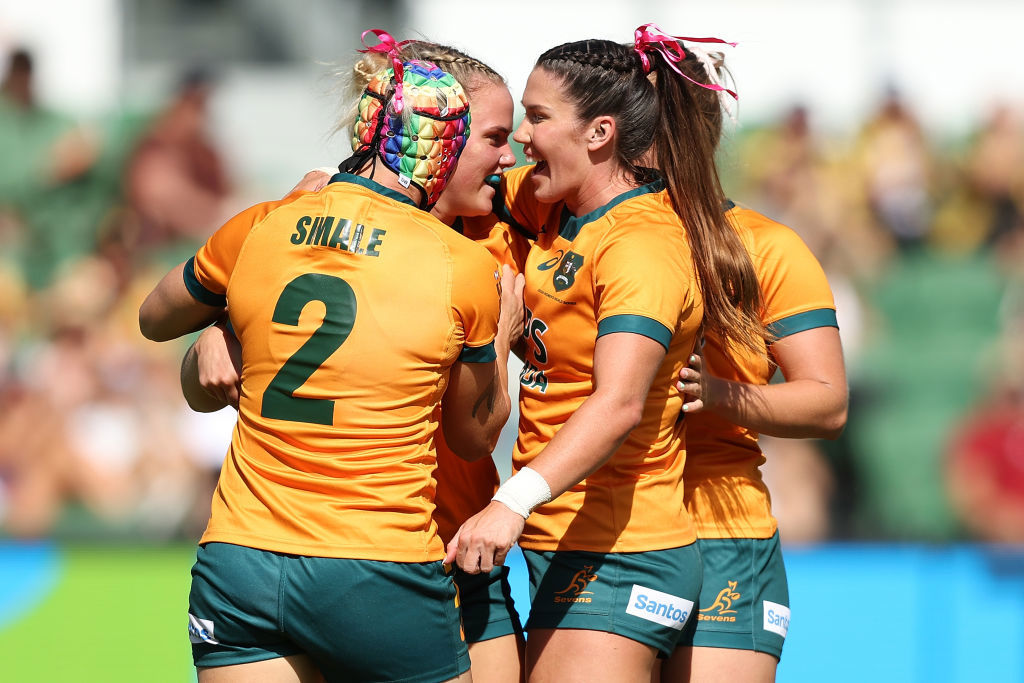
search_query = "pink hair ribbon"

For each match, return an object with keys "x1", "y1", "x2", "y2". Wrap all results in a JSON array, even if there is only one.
[
  {"x1": 359, "y1": 29, "x2": 412, "y2": 113},
  {"x1": 633, "y1": 23, "x2": 738, "y2": 100}
]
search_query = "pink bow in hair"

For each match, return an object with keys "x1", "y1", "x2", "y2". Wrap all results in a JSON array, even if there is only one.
[
  {"x1": 359, "y1": 29, "x2": 413, "y2": 113},
  {"x1": 633, "y1": 23, "x2": 738, "y2": 100}
]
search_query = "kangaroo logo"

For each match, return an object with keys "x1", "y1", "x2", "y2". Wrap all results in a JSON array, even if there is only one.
[
  {"x1": 700, "y1": 581, "x2": 741, "y2": 615},
  {"x1": 555, "y1": 565, "x2": 599, "y2": 596}
]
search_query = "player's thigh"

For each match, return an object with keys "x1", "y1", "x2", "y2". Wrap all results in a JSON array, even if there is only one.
[
  {"x1": 197, "y1": 654, "x2": 324, "y2": 683},
  {"x1": 527, "y1": 628, "x2": 657, "y2": 683},
  {"x1": 467, "y1": 633, "x2": 525, "y2": 683},
  {"x1": 665, "y1": 533, "x2": 788, "y2": 682},
  {"x1": 661, "y1": 646, "x2": 777, "y2": 683}
]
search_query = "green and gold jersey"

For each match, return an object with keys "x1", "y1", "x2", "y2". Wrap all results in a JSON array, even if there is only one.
[
  {"x1": 186, "y1": 173, "x2": 500, "y2": 561},
  {"x1": 499, "y1": 165, "x2": 703, "y2": 553}
]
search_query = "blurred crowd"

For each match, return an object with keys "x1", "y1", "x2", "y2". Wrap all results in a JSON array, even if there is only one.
[{"x1": 1, "y1": 46, "x2": 1023, "y2": 545}]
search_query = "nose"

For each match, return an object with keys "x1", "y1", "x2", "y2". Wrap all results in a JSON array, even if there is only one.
[
  {"x1": 497, "y1": 146, "x2": 516, "y2": 169},
  {"x1": 512, "y1": 118, "x2": 530, "y2": 145}
]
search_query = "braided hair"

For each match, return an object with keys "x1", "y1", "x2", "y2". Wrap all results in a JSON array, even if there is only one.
[
  {"x1": 536, "y1": 39, "x2": 766, "y2": 357},
  {"x1": 343, "y1": 41, "x2": 504, "y2": 131}
]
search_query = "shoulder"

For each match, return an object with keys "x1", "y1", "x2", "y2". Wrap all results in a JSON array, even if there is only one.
[
  {"x1": 233, "y1": 191, "x2": 320, "y2": 229},
  {"x1": 727, "y1": 205, "x2": 807, "y2": 254},
  {"x1": 600, "y1": 190, "x2": 688, "y2": 250}
]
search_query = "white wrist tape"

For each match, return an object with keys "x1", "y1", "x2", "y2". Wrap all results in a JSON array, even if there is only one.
[{"x1": 491, "y1": 467, "x2": 552, "y2": 519}]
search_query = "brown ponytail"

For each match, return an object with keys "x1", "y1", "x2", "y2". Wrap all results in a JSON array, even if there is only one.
[
  {"x1": 536, "y1": 39, "x2": 766, "y2": 356},
  {"x1": 651, "y1": 51, "x2": 765, "y2": 355}
]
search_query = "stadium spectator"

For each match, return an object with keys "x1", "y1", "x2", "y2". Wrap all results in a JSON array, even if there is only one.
[{"x1": 122, "y1": 68, "x2": 234, "y2": 252}]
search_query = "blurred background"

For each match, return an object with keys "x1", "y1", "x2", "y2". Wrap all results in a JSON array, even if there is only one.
[{"x1": 1, "y1": 0, "x2": 1023, "y2": 681}]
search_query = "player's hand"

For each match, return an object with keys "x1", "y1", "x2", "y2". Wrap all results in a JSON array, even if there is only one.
[
  {"x1": 498, "y1": 265, "x2": 526, "y2": 351},
  {"x1": 677, "y1": 353, "x2": 706, "y2": 414},
  {"x1": 286, "y1": 167, "x2": 334, "y2": 196},
  {"x1": 444, "y1": 501, "x2": 525, "y2": 574},
  {"x1": 195, "y1": 321, "x2": 242, "y2": 409}
]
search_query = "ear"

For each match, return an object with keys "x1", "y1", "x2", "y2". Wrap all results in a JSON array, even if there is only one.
[{"x1": 585, "y1": 115, "x2": 616, "y2": 152}]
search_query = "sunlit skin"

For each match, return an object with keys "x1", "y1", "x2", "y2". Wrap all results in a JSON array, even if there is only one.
[
  {"x1": 513, "y1": 67, "x2": 634, "y2": 216},
  {"x1": 432, "y1": 80, "x2": 516, "y2": 224}
]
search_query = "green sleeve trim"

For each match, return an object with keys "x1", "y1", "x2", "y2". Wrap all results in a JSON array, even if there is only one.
[
  {"x1": 768, "y1": 308, "x2": 838, "y2": 340},
  {"x1": 597, "y1": 314, "x2": 673, "y2": 351},
  {"x1": 459, "y1": 341, "x2": 497, "y2": 363},
  {"x1": 183, "y1": 257, "x2": 226, "y2": 307}
]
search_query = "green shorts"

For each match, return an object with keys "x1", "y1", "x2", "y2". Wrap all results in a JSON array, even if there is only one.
[
  {"x1": 522, "y1": 544, "x2": 702, "y2": 657},
  {"x1": 188, "y1": 542, "x2": 470, "y2": 682},
  {"x1": 454, "y1": 566, "x2": 524, "y2": 644},
  {"x1": 676, "y1": 531, "x2": 790, "y2": 659}
]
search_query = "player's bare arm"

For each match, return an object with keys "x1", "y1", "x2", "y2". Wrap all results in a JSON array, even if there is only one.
[
  {"x1": 696, "y1": 326, "x2": 847, "y2": 439},
  {"x1": 448, "y1": 332, "x2": 666, "y2": 574},
  {"x1": 139, "y1": 261, "x2": 224, "y2": 342}
]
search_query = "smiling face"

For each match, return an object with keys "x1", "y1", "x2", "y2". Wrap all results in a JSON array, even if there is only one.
[
  {"x1": 512, "y1": 66, "x2": 596, "y2": 211},
  {"x1": 431, "y1": 79, "x2": 515, "y2": 223}
]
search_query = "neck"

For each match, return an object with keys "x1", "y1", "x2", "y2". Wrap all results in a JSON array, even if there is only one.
[
  {"x1": 355, "y1": 166, "x2": 424, "y2": 207},
  {"x1": 566, "y1": 164, "x2": 637, "y2": 216},
  {"x1": 430, "y1": 202, "x2": 456, "y2": 226}
]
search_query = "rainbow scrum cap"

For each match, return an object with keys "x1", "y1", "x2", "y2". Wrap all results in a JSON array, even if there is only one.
[{"x1": 350, "y1": 31, "x2": 470, "y2": 208}]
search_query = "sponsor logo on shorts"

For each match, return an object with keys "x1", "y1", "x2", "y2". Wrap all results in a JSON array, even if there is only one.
[
  {"x1": 188, "y1": 613, "x2": 219, "y2": 645},
  {"x1": 763, "y1": 601, "x2": 790, "y2": 638},
  {"x1": 699, "y1": 580, "x2": 742, "y2": 622},
  {"x1": 626, "y1": 584, "x2": 694, "y2": 631},
  {"x1": 553, "y1": 565, "x2": 598, "y2": 603}
]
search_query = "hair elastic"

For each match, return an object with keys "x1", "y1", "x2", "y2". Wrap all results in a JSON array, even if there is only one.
[
  {"x1": 358, "y1": 29, "x2": 413, "y2": 114},
  {"x1": 633, "y1": 23, "x2": 738, "y2": 101}
]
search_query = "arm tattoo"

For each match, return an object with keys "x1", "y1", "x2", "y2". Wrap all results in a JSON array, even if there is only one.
[{"x1": 471, "y1": 376, "x2": 498, "y2": 418}]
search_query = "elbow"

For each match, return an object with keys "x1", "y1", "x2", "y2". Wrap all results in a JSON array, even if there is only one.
[
  {"x1": 138, "y1": 299, "x2": 174, "y2": 342},
  {"x1": 442, "y1": 415, "x2": 505, "y2": 464},
  {"x1": 445, "y1": 438, "x2": 493, "y2": 463},
  {"x1": 615, "y1": 397, "x2": 646, "y2": 436},
  {"x1": 816, "y1": 402, "x2": 849, "y2": 440},
  {"x1": 138, "y1": 310, "x2": 162, "y2": 342},
  {"x1": 826, "y1": 406, "x2": 849, "y2": 440}
]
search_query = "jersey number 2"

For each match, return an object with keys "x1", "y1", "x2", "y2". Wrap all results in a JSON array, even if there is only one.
[{"x1": 261, "y1": 273, "x2": 356, "y2": 425}]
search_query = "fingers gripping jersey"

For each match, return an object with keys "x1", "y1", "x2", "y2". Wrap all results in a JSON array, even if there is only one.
[
  {"x1": 499, "y1": 165, "x2": 703, "y2": 553},
  {"x1": 432, "y1": 216, "x2": 532, "y2": 543},
  {"x1": 684, "y1": 204, "x2": 838, "y2": 538},
  {"x1": 186, "y1": 173, "x2": 500, "y2": 561}
]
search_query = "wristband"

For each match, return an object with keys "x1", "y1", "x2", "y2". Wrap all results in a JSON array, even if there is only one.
[{"x1": 491, "y1": 467, "x2": 552, "y2": 519}]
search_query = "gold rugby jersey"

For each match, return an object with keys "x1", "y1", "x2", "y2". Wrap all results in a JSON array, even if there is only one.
[
  {"x1": 498, "y1": 165, "x2": 703, "y2": 553},
  {"x1": 684, "y1": 203, "x2": 838, "y2": 539},
  {"x1": 185, "y1": 173, "x2": 500, "y2": 561}
]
